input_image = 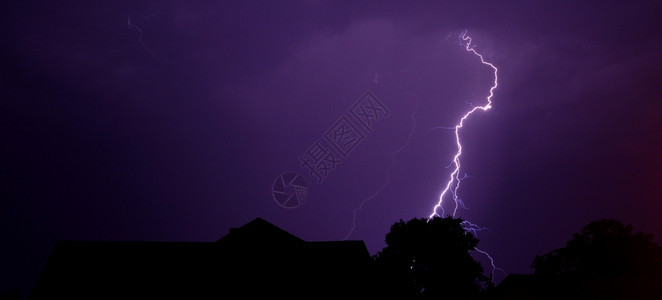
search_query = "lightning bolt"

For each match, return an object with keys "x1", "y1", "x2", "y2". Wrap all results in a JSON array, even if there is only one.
[
  {"x1": 462, "y1": 220, "x2": 506, "y2": 281},
  {"x1": 342, "y1": 89, "x2": 420, "y2": 241},
  {"x1": 425, "y1": 31, "x2": 504, "y2": 282},
  {"x1": 127, "y1": 16, "x2": 156, "y2": 57},
  {"x1": 429, "y1": 31, "x2": 498, "y2": 219},
  {"x1": 343, "y1": 30, "x2": 506, "y2": 282},
  {"x1": 473, "y1": 247, "x2": 505, "y2": 281},
  {"x1": 343, "y1": 49, "x2": 447, "y2": 241},
  {"x1": 461, "y1": 220, "x2": 490, "y2": 237}
]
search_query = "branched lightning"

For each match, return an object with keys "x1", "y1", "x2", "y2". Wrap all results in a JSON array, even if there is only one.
[
  {"x1": 425, "y1": 31, "x2": 504, "y2": 282},
  {"x1": 429, "y1": 31, "x2": 498, "y2": 219},
  {"x1": 343, "y1": 30, "x2": 506, "y2": 282},
  {"x1": 463, "y1": 220, "x2": 505, "y2": 281},
  {"x1": 473, "y1": 247, "x2": 506, "y2": 281},
  {"x1": 461, "y1": 220, "x2": 489, "y2": 237},
  {"x1": 342, "y1": 49, "x2": 446, "y2": 241},
  {"x1": 342, "y1": 95, "x2": 419, "y2": 240}
]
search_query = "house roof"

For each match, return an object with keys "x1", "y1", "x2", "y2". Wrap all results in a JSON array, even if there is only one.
[
  {"x1": 217, "y1": 217, "x2": 304, "y2": 244},
  {"x1": 31, "y1": 218, "x2": 375, "y2": 299}
]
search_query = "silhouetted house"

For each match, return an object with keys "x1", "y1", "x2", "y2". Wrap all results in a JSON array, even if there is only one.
[{"x1": 31, "y1": 218, "x2": 378, "y2": 299}]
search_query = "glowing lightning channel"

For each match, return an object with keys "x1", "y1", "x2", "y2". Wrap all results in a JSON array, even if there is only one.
[
  {"x1": 127, "y1": 16, "x2": 156, "y2": 58},
  {"x1": 426, "y1": 31, "x2": 505, "y2": 282},
  {"x1": 343, "y1": 48, "x2": 446, "y2": 241},
  {"x1": 342, "y1": 96, "x2": 419, "y2": 241},
  {"x1": 474, "y1": 247, "x2": 505, "y2": 281},
  {"x1": 429, "y1": 31, "x2": 498, "y2": 219}
]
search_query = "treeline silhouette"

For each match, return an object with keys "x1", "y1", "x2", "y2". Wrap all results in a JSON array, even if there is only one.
[
  {"x1": 18, "y1": 217, "x2": 662, "y2": 299},
  {"x1": 486, "y1": 218, "x2": 662, "y2": 299},
  {"x1": 374, "y1": 217, "x2": 662, "y2": 299},
  {"x1": 374, "y1": 217, "x2": 489, "y2": 298}
]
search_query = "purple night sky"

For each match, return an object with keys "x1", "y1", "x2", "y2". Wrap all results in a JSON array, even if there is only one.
[{"x1": 2, "y1": 1, "x2": 661, "y2": 295}]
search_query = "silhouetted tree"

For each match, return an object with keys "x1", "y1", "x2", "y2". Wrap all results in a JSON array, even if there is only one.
[
  {"x1": 374, "y1": 216, "x2": 489, "y2": 299},
  {"x1": 531, "y1": 218, "x2": 662, "y2": 298}
]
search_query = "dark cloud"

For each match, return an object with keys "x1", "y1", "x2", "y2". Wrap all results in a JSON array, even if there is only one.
[{"x1": 1, "y1": 0, "x2": 661, "y2": 295}]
